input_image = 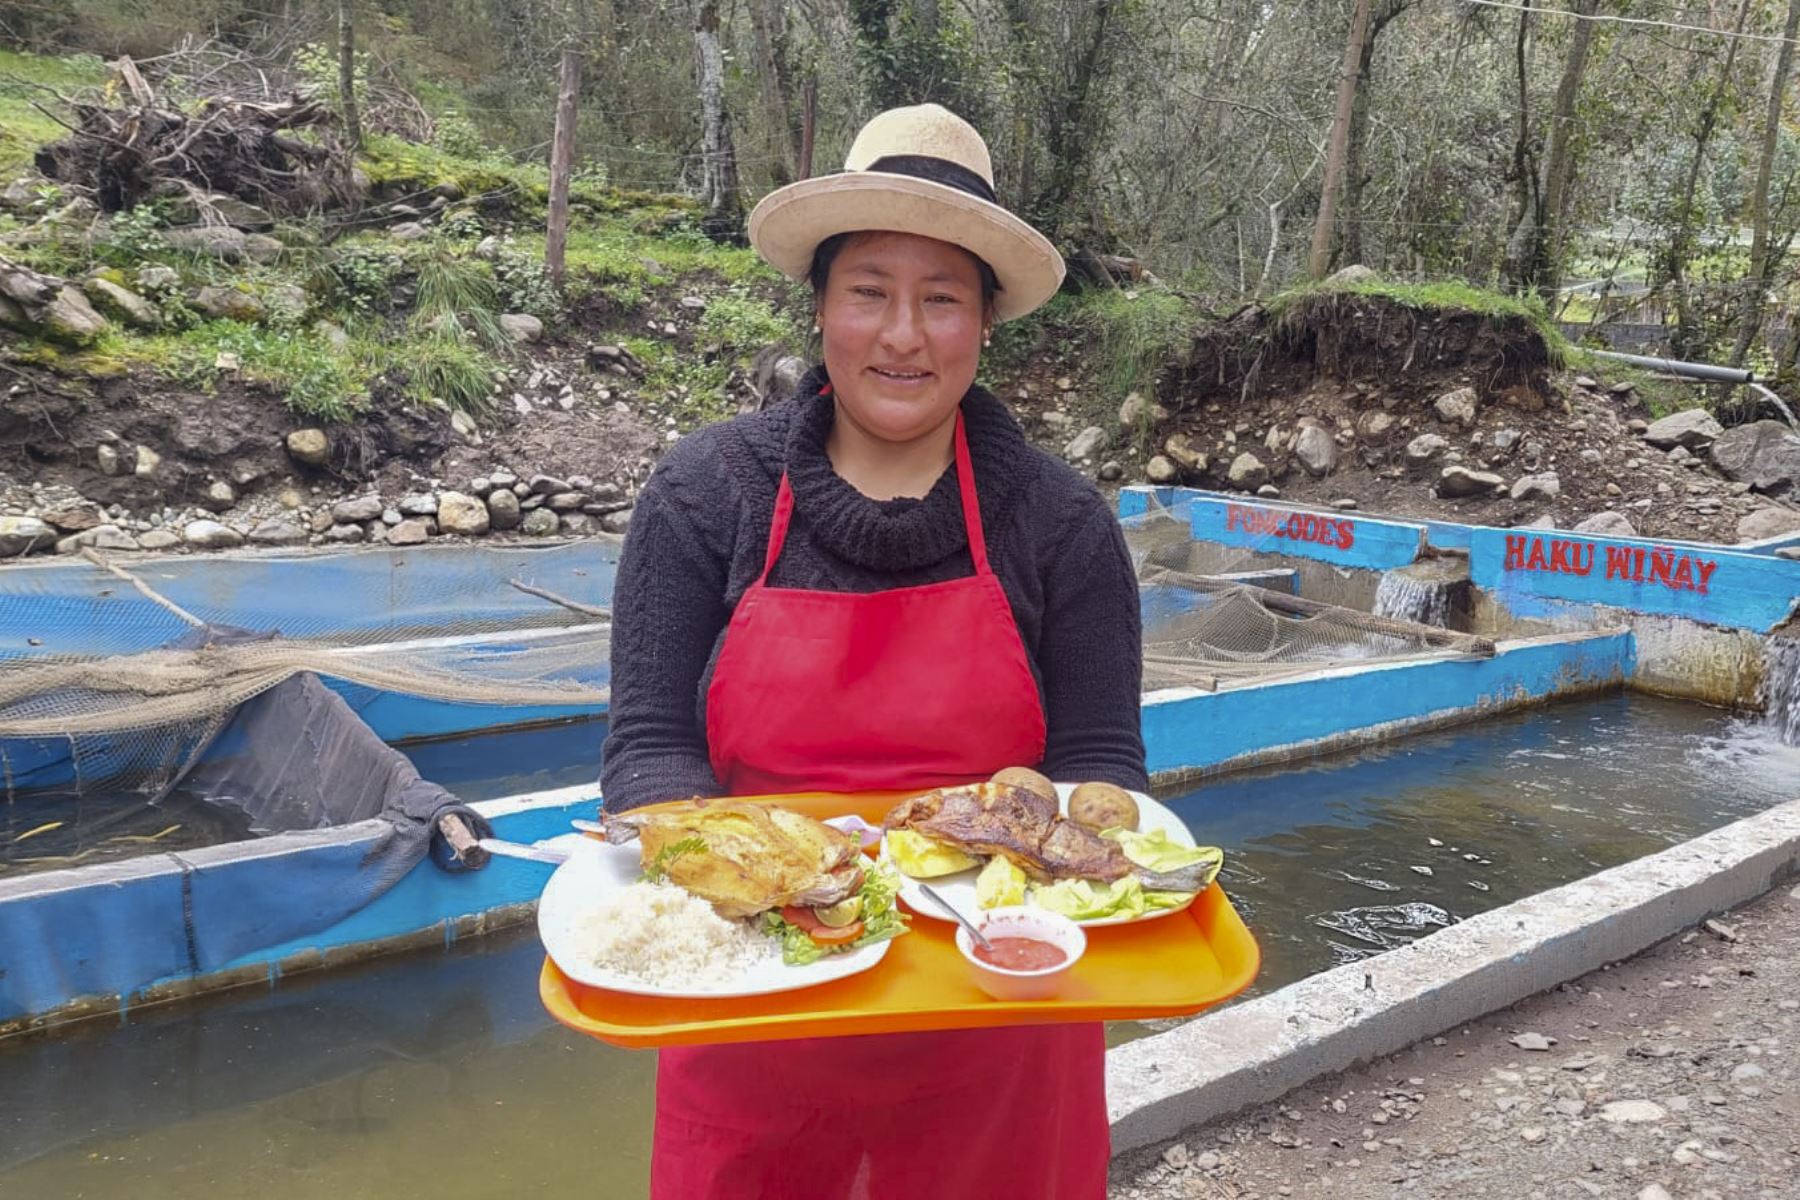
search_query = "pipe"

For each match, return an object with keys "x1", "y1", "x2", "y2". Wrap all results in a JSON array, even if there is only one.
[{"x1": 1585, "y1": 348, "x2": 1753, "y2": 384}]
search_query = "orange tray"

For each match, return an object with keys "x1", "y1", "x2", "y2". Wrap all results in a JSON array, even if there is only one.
[{"x1": 538, "y1": 791, "x2": 1261, "y2": 1049}]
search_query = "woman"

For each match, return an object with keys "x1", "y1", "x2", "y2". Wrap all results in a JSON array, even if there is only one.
[{"x1": 601, "y1": 103, "x2": 1146, "y2": 1200}]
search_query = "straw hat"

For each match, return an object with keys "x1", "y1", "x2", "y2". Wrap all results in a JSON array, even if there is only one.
[{"x1": 748, "y1": 104, "x2": 1065, "y2": 322}]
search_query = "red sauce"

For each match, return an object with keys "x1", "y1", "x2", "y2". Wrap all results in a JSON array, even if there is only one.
[{"x1": 973, "y1": 935, "x2": 1066, "y2": 972}]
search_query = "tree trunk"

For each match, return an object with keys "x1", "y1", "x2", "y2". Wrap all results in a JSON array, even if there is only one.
[
  {"x1": 693, "y1": 0, "x2": 743, "y2": 239},
  {"x1": 337, "y1": 0, "x2": 361, "y2": 151},
  {"x1": 1500, "y1": 2, "x2": 1539, "y2": 293},
  {"x1": 1728, "y1": 0, "x2": 1800, "y2": 368},
  {"x1": 1309, "y1": 0, "x2": 1375, "y2": 279},
  {"x1": 1340, "y1": 1, "x2": 1409, "y2": 269},
  {"x1": 1034, "y1": 0, "x2": 1120, "y2": 244},
  {"x1": 1533, "y1": 0, "x2": 1598, "y2": 300},
  {"x1": 799, "y1": 76, "x2": 817, "y2": 180},
  {"x1": 545, "y1": 48, "x2": 580, "y2": 289},
  {"x1": 748, "y1": 0, "x2": 797, "y2": 187}
]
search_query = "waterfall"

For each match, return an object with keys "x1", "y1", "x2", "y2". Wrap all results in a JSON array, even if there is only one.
[
  {"x1": 1765, "y1": 636, "x2": 1800, "y2": 747},
  {"x1": 1374, "y1": 571, "x2": 1452, "y2": 627}
]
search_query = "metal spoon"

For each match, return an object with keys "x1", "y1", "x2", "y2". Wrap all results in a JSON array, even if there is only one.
[{"x1": 917, "y1": 882, "x2": 993, "y2": 953}]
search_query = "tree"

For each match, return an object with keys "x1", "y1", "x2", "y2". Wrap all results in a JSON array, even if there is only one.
[
  {"x1": 1729, "y1": 0, "x2": 1800, "y2": 367},
  {"x1": 337, "y1": 0, "x2": 361, "y2": 151},
  {"x1": 693, "y1": 0, "x2": 742, "y2": 240},
  {"x1": 1339, "y1": 0, "x2": 1416, "y2": 269},
  {"x1": 1309, "y1": 0, "x2": 1375, "y2": 279},
  {"x1": 747, "y1": 0, "x2": 801, "y2": 187}
]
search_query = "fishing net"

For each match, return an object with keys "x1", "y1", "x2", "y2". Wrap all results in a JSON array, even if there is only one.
[
  {"x1": 0, "y1": 540, "x2": 614, "y2": 875},
  {"x1": 1124, "y1": 496, "x2": 1493, "y2": 692}
]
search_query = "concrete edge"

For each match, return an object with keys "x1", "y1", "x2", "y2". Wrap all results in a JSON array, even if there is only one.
[{"x1": 1104, "y1": 794, "x2": 1800, "y2": 1157}]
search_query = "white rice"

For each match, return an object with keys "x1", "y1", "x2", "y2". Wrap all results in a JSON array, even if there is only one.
[{"x1": 575, "y1": 880, "x2": 772, "y2": 990}]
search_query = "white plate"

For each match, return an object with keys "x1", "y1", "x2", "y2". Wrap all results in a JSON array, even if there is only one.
[
  {"x1": 886, "y1": 784, "x2": 1201, "y2": 929},
  {"x1": 537, "y1": 837, "x2": 892, "y2": 999}
]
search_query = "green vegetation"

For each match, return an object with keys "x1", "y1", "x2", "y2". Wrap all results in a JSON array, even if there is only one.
[
  {"x1": 1269, "y1": 278, "x2": 1567, "y2": 347},
  {"x1": 0, "y1": 50, "x2": 106, "y2": 176},
  {"x1": 989, "y1": 287, "x2": 1194, "y2": 417}
]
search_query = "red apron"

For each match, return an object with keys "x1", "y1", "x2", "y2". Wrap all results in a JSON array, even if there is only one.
[{"x1": 652, "y1": 407, "x2": 1107, "y2": 1200}]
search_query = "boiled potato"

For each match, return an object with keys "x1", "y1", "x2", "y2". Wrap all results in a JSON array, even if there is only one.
[
  {"x1": 991, "y1": 765, "x2": 1057, "y2": 804},
  {"x1": 1068, "y1": 781, "x2": 1139, "y2": 833},
  {"x1": 887, "y1": 829, "x2": 979, "y2": 878}
]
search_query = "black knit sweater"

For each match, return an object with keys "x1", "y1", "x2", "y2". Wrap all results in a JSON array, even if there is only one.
[{"x1": 599, "y1": 367, "x2": 1147, "y2": 811}]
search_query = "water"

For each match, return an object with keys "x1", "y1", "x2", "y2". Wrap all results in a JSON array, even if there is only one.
[
  {"x1": 2, "y1": 695, "x2": 1795, "y2": 1199},
  {"x1": 1765, "y1": 636, "x2": 1800, "y2": 746},
  {"x1": 1370, "y1": 559, "x2": 1466, "y2": 628}
]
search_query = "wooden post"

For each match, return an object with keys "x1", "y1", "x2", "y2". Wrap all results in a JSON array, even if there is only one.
[
  {"x1": 1307, "y1": 0, "x2": 1373, "y2": 280},
  {"x1": 799, "y1": 76, "x2": 817, "y2": 180},
  {"x1": 337, "y1": 0, "x2": 362, "y2": 151},
  {"x1": 546, "y1": 47, "x2": 582, "y2": 289}
]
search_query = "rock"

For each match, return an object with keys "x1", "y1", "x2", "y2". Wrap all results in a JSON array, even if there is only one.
[
  {"x1": 1520, "y1": 1127, "x2": 1546, "y2": 1144},
  {"x1": 382, "y1": 508, "x2": 402, "y2": 526},
  {"x1": 1433, "y1": 387, "x2": 1479, "y2": 428},
  {"x1": 1355, "y1": 411, "x2": 1397, "y2": 443},
  {"x1": 388, "y1": 518, "x2": 432, "y2": 546},
  {"x1": 0, "y1": 515, "x2": 55, "y2": 557},
  {"x1": 202, "y1": 194, "x2": 274, "y2": 230},
  {"x1": 771, "y1": 355, "x2": 810, "y2": 398},
  {"x1": 1637, "y1": 1187, "x2": 1673, "y2": 1200},
  {"x1": 40, "y1": 507, "x2": 100, "y2": 534},
  {"x1": 1490, "y1": 428, "x2": 1522, "y2": 456},
  {"x1": 489, "y1": 470, "x2": 519, "y2": 491},
  {"x1": 163, "y1": 225, "x2": 247, "y2": 259},
  {"x1": 1511, "y1": 472, "x2": 1562, "y2": 502},
  {"x1": 182, "y1": 519, "x2": 244, "y2": 550},
  {"x1": 1293, "y1": 424, "x2": 1339, "y2": 477},
  {"x1": 1644, "y1": 408, "x2": 1723, "y2": 450},
  {"x1": 1163, "y1": 434, "x2": 1206, "y2": 475},
  {"x1": 529, "y1": 474, "x2": 572, "y2": 496},
  {"x1": 1325, "y1": 264, "x2": 1378, "y2": 285},
  {"x1": 1098, "y1": 460, "x2": 1124, "y2": 482},
  {"x1": 314, "y1": 320, "x2": 351, "y2": 351},
  {"x1": 547, "y1": 492, "x2": 587, "y2": 512},
  {"x1": 601, "y1": 508, "x2": 634, "y2": 535},
  {"x1": 58, "y1": 525, "x2": 139, "y2": 553},
  {"x1": 559, "y1": 513, "x2": 597, "y2": 535},
  {"x1": 1737, "y1": 506, "x2": 1800, "y2": 541},
  {"x1": 451, "y1": 411, "x2": 479, "y2": 441},
  {"x1": 82, "y1": 277, "x2": 160, "y2": 329},
  {"x1": 500, "y1": 313, "x2": 544, "y2": 343},
  {"x1": 1437, "y1": 466, "x2": 1505, "y2": 498},
  {"x1": 1162, "y1": 1144, "x2": 1190, "y2": 1170},
  {"x1": 1667, "y1": 445, "x2": 1692, "y2": 465},
  {"x1": 1627, "y1": 417, "x2": 1649, "y2": 433},
  {"x1": 134, "y1": 265, "x2": 180, "y2": 292},
  {"x1": 436, "y1": 491, "x2": 490, "y2": 535},
  {"x1": 1510, "y1": 1032, "x2": 1554, "y2": 1051},
  {"x1": 1145, "y1": 455, "x2": 1180, "y2": 484},
  {"x1": 1574, "y1": 375, "x2": 1599, "y2": 390},
  {"x1": 1730, "y1": 1062, "x2": 1767, "y2": 1084},
  {"x1": 388, "y1": 221, "x2": 431, "y2": 241},
  {"x1": 95, "y1": 444, "x2": 123, "y2": 476},
  {"x1": 285, "y1": 428, "x2": 330, "y2": 468},
  {"x1": 1065, "y1": 425, "x2": 1109, "y2": 462},
  {"x1": 263, "y1": 283, "x2": 307, "y2": 323},
  {"x1": 202, "y1": 481, "x2": 236, "y2": 512},
  {"x1": 332, "y1": 495, "x2": 384, "y2": 524},
  {"x1": 485, "y1": 489, "x2": 522, "y2": 531},
  {"x1": 1227, "y1": 452, "x2": 1269, "y2": 490},
  {"x1": 1118, "y1": 392, "x2": 1168, "y2": 428},
  {"x1": 193, "y1": 285, "x2": 266, "y2": 323},
  {"x1": 1574, "y1": 511, "x2": 1638, "y2": 537},
  {"x1": 137, "y1": 529, "x2": 180, "y2": 551},
  {"x1": 521, "y1": 507, "x2": 561, "y2": 536},
  {"x1": 1599, "y1": 1100, "x2": 1667, "y2": 1124},
  {"x1": 247, "y1": 519, "x2": 307, "y2": 546},
  {"x1": 1405, "y1": 433, "x2": 1449, "y2": 467},
  {"x1": 398, "y1": 493, "x2": 439, "y2": 516},
  {"x1": 322, "y1": 522, "x2": 365, "y2": 543},
  {"x1": 1256, "y1": 484, "x2": 1281, "y2": 498},
  {"x1": 242, "y1": 233, "x2": 284, "y2": 264},
  {"x1": 1709, "y1": 420, "x2": 1800, "y2": 494},
  {"x1": 474, "y1": 235, "x2": 501, "y2": 259},
  {"x1": 134, "y1": 445, "x2": 161, "y2": 478}
]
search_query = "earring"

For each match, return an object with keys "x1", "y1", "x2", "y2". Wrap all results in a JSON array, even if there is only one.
[{"x1": 812, "y1": 324, "x2": 821, "y2": 334}]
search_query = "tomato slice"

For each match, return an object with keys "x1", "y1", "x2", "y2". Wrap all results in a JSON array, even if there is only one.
[
  {"x1": 806, "y1": 920, "x2": 864, "y2": 945},
  {"x1": 780, "y1": 904, "x2": 826, "y2": 933}
]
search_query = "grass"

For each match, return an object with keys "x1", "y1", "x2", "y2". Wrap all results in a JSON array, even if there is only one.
[
  {"x1": 988, "y1": 286, "x2": 1195, "y2": 422},
  {"x1": 0, "y1": 49, "x2": 107, "y2": 176}
]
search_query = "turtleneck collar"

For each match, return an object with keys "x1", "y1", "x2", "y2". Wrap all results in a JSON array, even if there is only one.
[{"x1": 773, "y1": 364, "x2": 1034, "y2": 572}]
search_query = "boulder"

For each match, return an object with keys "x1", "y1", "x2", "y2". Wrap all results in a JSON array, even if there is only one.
[
  {"x1": 1145, "y1": 455, "x2": 1180, "y2": 484},
  {"x1": 193, "y1": 285, "x2": 266, "y2": 323},
  {"x1": 486, "y1": 488, "x2": 522, "y2": 530},
  {"x1": 314, "y1": 320, "x2": 351, "y2": 351},
  {"x1": 1573, "y1": 511, "x2": 1638, "y2": 538},
  {"x1": 163, "y1": 225, "x2": 247, "y2": 260},
  {"x1": 1227, "y1": 452, "x2": 1269, "y2": 491},
  {"x1": 601, "y1": 508, "x2": 634, "y2": 535},
  {"x1": 1737, "y1": 506, "x2": 1800, "y2": 542},
  {"x1": 242, "y1": 234, "x2": 284, "y2": 264},
  {"x1": 1355, "y1": 411, "x2": 1397, "y2": 444},
  {"x1": 1064, "y1": 426, "x2": 1109, "y2": 462},
  {"x1": 1404, "y1": 433, "x2": 1449, "y2": 467},
  {"x1": 1162, "y1": 434, "x2": 1206, "y2": 475},
  {"x1": 286, "y1": 428, "x2": 330, "y2": 466},
  {"x1": 182, "y1": 519, "x2": 244, "y2": 550},
  {"x1": 134, "y1": 445, "x2": 161, "y2": 478},
  {"x1": 1433, "y1": 387, "x2": 1479, "y2": 429},
  {"x1": 205, "y1": 195, "x2": 274, "y2": 230},
  {"x1": 1098, "y1": 461, "x2": 1124, "y2": 482},
  {"x1": 500, "y1": 313, "x2": 544, "y2": 343},
  {"x1": 202, "y1": 481, "x2": 237, "y2": 512},
  {"x1": 1118, "y1": 392, "x2": 1168, "y2": 428},
  {"x1": 322, "y1": 522, "x2": 365, "y2": 543},
  {"x1": 388, "y1": 518, "x2": 433, "y2": 546},
  {"x1": 136, "y1": 265, "x2": 181, "y2": 291},
  {"x1": 771, "y1": 355, "x2": 810, "y2": 398},
  {"x1": 529, "y1": 474, "x2": 572, "y2": 496},
  {"x1": 41, "y1": 507, "x2": 102, "y2": 533},
  {"x1": 264, "y1": 283, "x2": 308, "y2": 321},
  {"x1": 1510, "y1": 471, "x2": 1562, "y2": 502},
  {"x1": 1324, "y1": 264, "x2": 1377, "y2": 285},
  {"x1": 559, "y1": 513, "x2": 597, "y2": 535},
  {"x1": 247, "y1": 519, "x2": 307, "y2": 546},
  {"x1": 398, "y1": 493, "x2": 439, "y2": 516},
  {"x1": 96, "y1": 444, "x2": 124, "y2": 476},
  {"x1": 1293, "y1": 425, "x2": 1338, "y2": 477},
  {"x1": 82, "y1": 278, "x2": 159, "y2": 330},
  {"x1": 547, "y1": 492, "x2": 587, "y2": 512},
  {"x1": 1708, "y1": 420, "x2": 1800, "y2": 495},
  {"x1": 57, "y1": 525, "x2": 138, "y2": 553},
  {"x1": 388, "y1": 221, "x2": 431, "y2": 241},
  {"x1": 1436, "y1": 466, "x2": 1505, "y2": 498},
  {"x1": 436, "y1": 491, "x2": 491, "y2": 535},
  {"x1": 521, "y1": 507, "x2": 561, "y2": 536},
  {"x1": 331, "y1": 495, "x2": 385, "y2": 524},
  {"x1": 1643, "y1": 408, "x2": 1723, "y2": 451},
  {"x1": 0, "y1": 515, "x2": 55, "y2": 557},
  {"x1": 138, "y1": 529, "x2": 181, "y2": 551}
]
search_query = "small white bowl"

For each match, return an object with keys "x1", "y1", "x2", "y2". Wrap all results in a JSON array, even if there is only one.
[{"x1": 955, "y1": 906, "x2": 1087, "y2": 1001}]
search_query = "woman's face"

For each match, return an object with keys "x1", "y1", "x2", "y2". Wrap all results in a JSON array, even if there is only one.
[{"x1": 817, "y1": 231, "x2": 989, "y2": 444}]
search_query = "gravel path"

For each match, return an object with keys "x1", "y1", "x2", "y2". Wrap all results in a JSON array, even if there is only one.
[{"x1": 1110, "y1": 880, "x2": 1800, "y2": 1200}]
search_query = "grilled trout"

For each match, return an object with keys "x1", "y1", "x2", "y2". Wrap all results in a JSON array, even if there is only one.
[
  {"x1": 601, "y1": 800, "x2": 864, "y2": 919},
  {"x1": 884, "y1": 782, "x2": 1216, "y2": 892}
]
